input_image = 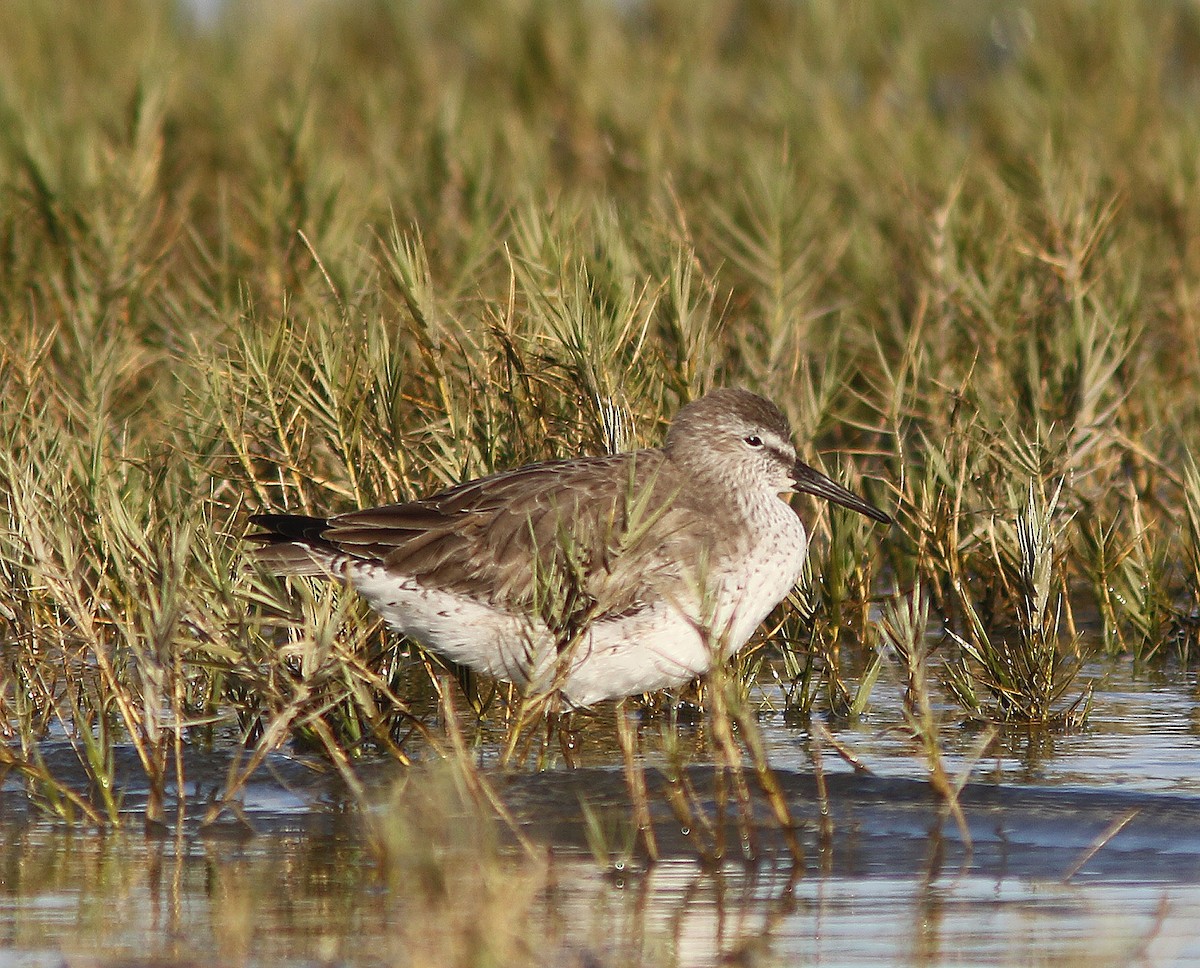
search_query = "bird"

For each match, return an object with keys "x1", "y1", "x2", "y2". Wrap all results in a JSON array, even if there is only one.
[{"x1": 247, "y1": 388, "x2": 890, "y2": 708}]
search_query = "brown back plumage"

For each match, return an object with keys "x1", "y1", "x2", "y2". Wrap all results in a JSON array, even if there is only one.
[{"x1": 249, "y1": 448, "x2": 705, "y2": 625}]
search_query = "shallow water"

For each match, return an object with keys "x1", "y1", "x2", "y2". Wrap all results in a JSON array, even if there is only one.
[
  {"x1": 3, "y1": 662, "x2": 1200, "y2": 967},
  {"x1": 763, "y1": 662, "x2": 1200, "y2": 795},
  {"x1": 3, "y1": 821, "x2": 1198, "y2": 967}
]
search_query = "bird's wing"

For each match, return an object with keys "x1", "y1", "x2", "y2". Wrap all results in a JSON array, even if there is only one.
[{"x1": 319, "y1": 449, "x2": 697, "y2": 623}]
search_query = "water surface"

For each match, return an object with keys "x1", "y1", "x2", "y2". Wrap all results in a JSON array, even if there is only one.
[{"x1": 2, "y1": 662, "x2": 1199, "y2": 967}]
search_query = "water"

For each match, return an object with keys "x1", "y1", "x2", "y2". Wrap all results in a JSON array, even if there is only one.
[
  {"x1": 3, "y1": 829, "x2": 1198, "y2": 967},
  {"x1": 2, "y1": 662, "x2": 1200, "y2": 967},
  {"x1": 752, "y1": 663, "x2": 1200, "y2": 796}
]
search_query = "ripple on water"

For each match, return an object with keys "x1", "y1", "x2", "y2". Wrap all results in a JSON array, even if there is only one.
[{"x1": 757, "y1": 661, "x2": 1200, "y2": 796}]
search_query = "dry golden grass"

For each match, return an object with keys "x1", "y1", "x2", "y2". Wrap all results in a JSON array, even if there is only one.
[{"x1": 2, "y1": 0, "x2": 1199, "y2": 824}]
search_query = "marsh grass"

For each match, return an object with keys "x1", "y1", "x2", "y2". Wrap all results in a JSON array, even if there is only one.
[{"x1": 2, "y1": 0, "x2": 1200, "y2": 842}]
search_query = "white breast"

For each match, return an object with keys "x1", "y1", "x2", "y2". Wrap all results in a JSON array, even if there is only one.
[{"x1": 708, "y1": 496, "x2": 808, "y2": 653}]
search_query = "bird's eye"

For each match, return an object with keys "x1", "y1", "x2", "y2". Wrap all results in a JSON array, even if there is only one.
[{"x1": 743, "y1": 434, "x2": 763, "y2": 448}]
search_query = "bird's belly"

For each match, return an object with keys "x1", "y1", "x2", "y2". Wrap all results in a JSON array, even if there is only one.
[
  {"x1": 350, "y1": 566, "x2": 545, "y2": 685},
  {"x1": 559, "y1": 604, "x2": 710, "y2": 706},
  {"x1": 350, "y1": 566, "x2": 706, "y2": 704}
]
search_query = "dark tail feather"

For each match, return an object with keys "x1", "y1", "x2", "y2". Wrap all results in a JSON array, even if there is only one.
[
  {"x1": 246, "y1": 513, "x2": 345, "y2": 577},
  {"x1": 248, "y1": 513, "x2": 332, "y2": 543}
]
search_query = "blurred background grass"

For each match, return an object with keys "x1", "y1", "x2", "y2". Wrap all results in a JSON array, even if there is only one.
[{"x1": 3, "y1": 0, "x2": 1200, "y2": 818}]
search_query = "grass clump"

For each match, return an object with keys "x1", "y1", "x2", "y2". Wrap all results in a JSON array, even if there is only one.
[{"x1": 2, "y1": 0, "x2": 1200, "y2": 826}]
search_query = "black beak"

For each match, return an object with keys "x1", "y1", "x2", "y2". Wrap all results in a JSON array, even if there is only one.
[{"x1": 792, "y1": 460, "x2": 891, "y2": 524}]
